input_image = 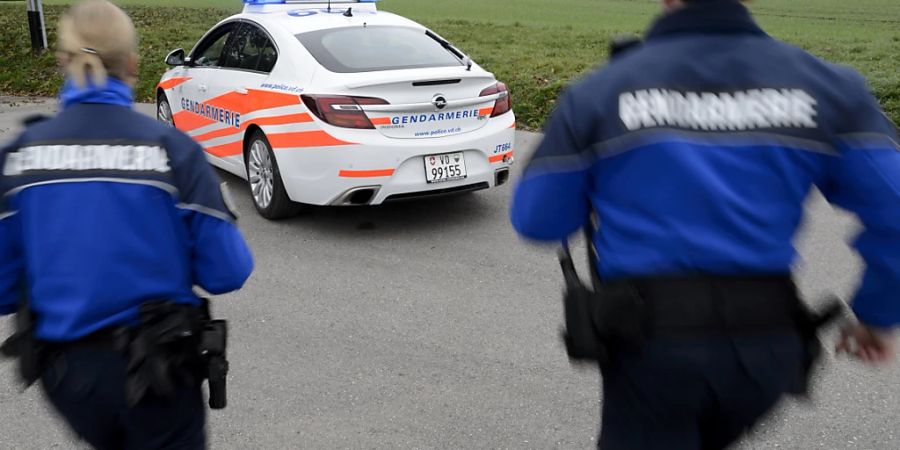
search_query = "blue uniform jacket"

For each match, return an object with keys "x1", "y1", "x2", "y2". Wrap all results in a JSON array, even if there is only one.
[
  {"x1": 510, "y1": 1, "x2": 900, "y2": 327},
  {"x1": 0, "y1": 78, "x2": 254, "y2": 341}
]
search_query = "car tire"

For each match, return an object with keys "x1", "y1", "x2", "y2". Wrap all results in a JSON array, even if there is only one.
[
  {"x1": 157, "y1": 93, "x2": 175, "y2": 127},
  {"x1": 244, "y1": 130, "x2": 301, "y2": 220}
]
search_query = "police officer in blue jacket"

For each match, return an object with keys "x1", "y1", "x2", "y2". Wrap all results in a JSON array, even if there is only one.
[
  {"x1": 0, "y1": 1, "x2": 253, "y2": 448},
  {"x1": 511, "y1": 0, "x2": 899, "y2": 448}
]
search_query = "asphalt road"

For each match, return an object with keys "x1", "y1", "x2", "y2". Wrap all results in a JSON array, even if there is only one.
[{"x1": 1, "y1": 96, "x2": 898, "y2": 450}]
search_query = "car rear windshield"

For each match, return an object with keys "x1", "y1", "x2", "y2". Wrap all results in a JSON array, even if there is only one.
[{"x1": 296, "y1": 26, "x2": 464, "y2": 73}]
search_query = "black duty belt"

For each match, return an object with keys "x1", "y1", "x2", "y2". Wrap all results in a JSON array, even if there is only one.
[
  {"x1": 608, "y1": 274, "x2": 803, "y2": 336},
  {"x1": 44, "y1": 327, "x2": 128, "y2": 352}
]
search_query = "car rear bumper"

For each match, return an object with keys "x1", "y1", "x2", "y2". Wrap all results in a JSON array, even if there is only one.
[{"x1": 273, "y1": 124, "x2": 516, "y2": 206}]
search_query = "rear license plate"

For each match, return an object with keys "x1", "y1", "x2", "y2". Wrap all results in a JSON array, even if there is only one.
[{"x1": 424, "y1": 152, "x2": 467, "y2": 184}]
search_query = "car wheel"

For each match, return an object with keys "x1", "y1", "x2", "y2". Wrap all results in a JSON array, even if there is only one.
[
  {"x1": 245, "y1": 130, "x2": 301, "y2": 220},
  {"x1": 157, "y1": 93, "x2": 175, "y2": 127}
]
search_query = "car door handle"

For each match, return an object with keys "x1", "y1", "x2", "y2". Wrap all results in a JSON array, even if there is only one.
[
  {"x1": 235, "y1": 87, "x2": 248, "y2": 95},
  {"x1": 198, "y1": 84, "x2": 208, "y2": 93}
]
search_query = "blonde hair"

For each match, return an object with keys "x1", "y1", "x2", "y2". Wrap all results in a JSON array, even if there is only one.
[{"x1": 57, "y1": 0, "x2": 138, "y2": 87}]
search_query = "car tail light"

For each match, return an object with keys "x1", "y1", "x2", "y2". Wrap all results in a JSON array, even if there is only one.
[
  {"x1": 301, "y1": 95, "x2": 388, "y2": 129},
  {"x1": 479, "y1": 82, "x2": 512, "y2": 117}
]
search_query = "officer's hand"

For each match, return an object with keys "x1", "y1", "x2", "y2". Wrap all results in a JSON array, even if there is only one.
[{"x1": 836, "y1": 323, "x2": 896, "y2": 365}]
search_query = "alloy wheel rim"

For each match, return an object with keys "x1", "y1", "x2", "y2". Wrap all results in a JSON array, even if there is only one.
[
  {"x1": 158, "y1": 100, "x2": 174, "y2": 126},
  {"x1": 248, "y1": 140, "x2": 275, "y2": 209}
]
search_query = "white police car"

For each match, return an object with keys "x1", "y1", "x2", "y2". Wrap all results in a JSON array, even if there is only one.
[{"x1": 156, "y1": 0, "x2": 516, "y2": 219}]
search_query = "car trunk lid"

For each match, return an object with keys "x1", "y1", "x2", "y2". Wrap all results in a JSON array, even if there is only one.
[{"x1": 344, "y1": 69, "x2": 500, "y2": 139}]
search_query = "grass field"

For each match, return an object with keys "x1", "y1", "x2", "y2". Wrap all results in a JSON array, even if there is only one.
[{"x1": 1, "y1": 0, "x2": 898, "y2": 129}]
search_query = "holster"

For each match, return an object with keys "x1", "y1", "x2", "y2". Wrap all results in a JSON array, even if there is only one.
[
  {"x1": 200, "y1": 318, "x2": 229, "y2": 410},
  {"x1": 124, "y1": 301, "x2": 204, "y2": 407},
  {"x1": 124, "y1": 300, "x2": 229, "y2": 409},
  {"x1": 559, "y1": 239, "x2": 645, "y2": 366},
  {"x1": 559, "y1": 251, "x2": 607, "y2": 362}
]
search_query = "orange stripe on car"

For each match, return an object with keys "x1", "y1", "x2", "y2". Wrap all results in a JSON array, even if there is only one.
[
  {"x1": 268, "y1": 130, "x2": 353, "y2": 148},
  {"x1": 199, "y1": 120, "x2": 352, "y2": 158},
  {"x1": 338, "y1": 169, "x2": 395, "y2": 178},
  {"x1": 194, "y1": 127, "x2": 243, "y2": 143},
  {"x1": 370, "y1": 117, "x2": 392, "y2": 126},
  {"x1": 205, "y1": 89, "x2": 302, "y2": 116},
  {"x1": 205, "y1": 141, "x2": 243, "y2": 158},
  {"x1": 173, "y1": 110, "x2": 216, "y2": 132},
  {"x1": 489, "y1": 151, "x2": 514, "y2": 163},
  {"x1": 158, "y1": 77, "x2": 192, "y2": 90},
  {"x1": 202, "y1": 129, "x2": 353, "y2": 157},
  {"x1": 193, "y1": 113, "x2": 313, "y2": 143},
  {"x1": 509, "y1": 121, "x2": 517, "y2": 129},
  {"x1": 253, "y1": 113, "x2": 313, "y2": 126},
  {"x1": 478, "y1": 107, "x2": 494, "y2": 117}
]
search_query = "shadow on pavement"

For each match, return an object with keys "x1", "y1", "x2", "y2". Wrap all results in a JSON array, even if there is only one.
[{"x1": 216, "y1": 169, "x2": 505, "y2": 240}]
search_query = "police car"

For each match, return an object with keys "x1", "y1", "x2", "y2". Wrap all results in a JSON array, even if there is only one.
[{"x1": 156, "y1": 0, "x2": 516, "y2": 219}]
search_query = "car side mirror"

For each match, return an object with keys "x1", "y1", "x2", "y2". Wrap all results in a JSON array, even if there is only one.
[{"x1": 165, "y1": 48, "x2": 185, "y2": 67}]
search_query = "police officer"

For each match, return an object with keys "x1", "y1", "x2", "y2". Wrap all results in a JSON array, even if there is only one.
[
  {"x1": 0, "y1": 1, "x2": 253, "y2": 448},
  {"x1": 510, "y1": 0, "x2": 900, "y2": 448}
]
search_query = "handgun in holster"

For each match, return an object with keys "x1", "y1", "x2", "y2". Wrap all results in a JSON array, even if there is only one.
[
  {"x1": 125, "y1": 300, "x2": 229, "y2": 410},
  {"x1": 200, "y1": 319, "x2": 228, "y2": 410},
  {"x1": 559, "y1": 242, "x2": 608, "y2": 363},
  {"x1": 558, "y1": 230, "x2": 645, "y2": 366}
]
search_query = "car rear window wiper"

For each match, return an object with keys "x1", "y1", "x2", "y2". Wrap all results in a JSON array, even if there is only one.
[{"x1": 426, "y1": 30, "x2": 465, "y2": 61}]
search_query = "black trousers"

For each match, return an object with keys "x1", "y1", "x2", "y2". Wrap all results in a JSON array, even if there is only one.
[
  {"x1": 40, "y1": 347, "x2": 206, "y2": 450},
  {"x1": 598, "y1": 333, "x2": 805, "y2": 450}
]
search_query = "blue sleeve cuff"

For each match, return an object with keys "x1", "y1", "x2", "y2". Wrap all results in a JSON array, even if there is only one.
[
  {"x1": 851, "y1": 290, "x2": 900, "y2": 328},
  {"x1": 185, "y1": 212, "x2": 254, "y2": 294},
  {"x1": 850, "y1": 270, "x2": 900, "y2": 328},
  {"x1": 510, "y1": 170, "x2": 592, "y2": 241}
]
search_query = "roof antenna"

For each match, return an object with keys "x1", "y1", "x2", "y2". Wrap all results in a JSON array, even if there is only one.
[{"x1": 343, "y1": 7, "x2": 353, "y2": 17}]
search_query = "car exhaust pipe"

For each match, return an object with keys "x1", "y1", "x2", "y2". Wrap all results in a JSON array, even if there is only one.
[
  {"x1": 333, "y1": 186, "x2": 380, "y2": 206},
  {"x1": 495, "y1": 168, "x2": 510, "y2": 187}
]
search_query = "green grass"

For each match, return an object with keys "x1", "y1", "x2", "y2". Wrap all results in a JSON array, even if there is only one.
[{"x1": 1, "y1": 0, "x2": 898, "y2": 130}]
